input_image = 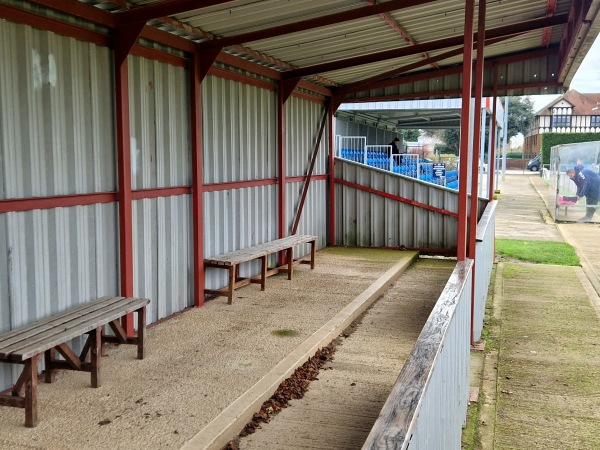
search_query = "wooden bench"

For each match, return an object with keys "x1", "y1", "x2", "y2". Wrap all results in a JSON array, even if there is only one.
[
  {"x1": 0, "y1": 296, "x2": 149, "y2": 427},
  {"x1": 204, "y1": 234, "x2": 317, "y2": 304}
]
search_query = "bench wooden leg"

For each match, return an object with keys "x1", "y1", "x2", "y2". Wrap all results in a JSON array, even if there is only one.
[
  {"x1": 287, "y1": 247, "x2": 294, "y2": 280},
  {"x1": 260, "y1": 255, "x2": 267, "y2": 291},
  {"x1": 24, "y1": 354, "x2": 41, "y2": 428},
  {"x1": 137, "y1": 306, "x2": 146, "y2": 360},
  {"x1": 310, "y1": 240, "x2": 316, "y2": 269},
  {"x1": 90, "y1": 327, "x2": 102, "y2": 388},
  {"x1": 44, "y1": 349, "x2": 56, "y2": 383},
  {"x1": 228, "y1": 265, "x2": 236, "y2": 304}
]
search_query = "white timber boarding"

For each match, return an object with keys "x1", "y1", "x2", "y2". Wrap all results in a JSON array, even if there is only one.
[{"x1": 0, "y1": 17, "x2": 328, "y2": 390}]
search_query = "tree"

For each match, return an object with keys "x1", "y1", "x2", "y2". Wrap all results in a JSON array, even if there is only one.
[
  {"x1": 440, "y1": 129, "x2": 460, "y2": 155},
  {"x1": 506, "y1": 96, "x2": 535, "y2": 140},
  {"x1": 399, "y1": 129, "x2": 421, "y2": 142}
]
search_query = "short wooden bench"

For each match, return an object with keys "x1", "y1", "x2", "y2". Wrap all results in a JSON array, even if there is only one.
[
  {"x1": 204, "y1": 234, "x2": 317, "y2": 304},
  {"x1": 0, "y1": 296, "x2": 149, "y2": 427}
]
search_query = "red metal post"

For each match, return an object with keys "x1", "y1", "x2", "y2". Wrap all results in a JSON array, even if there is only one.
[
  {"x1": 469, "y1": 0, "x2": 486, "y2": 261},
  {"x1": 457, "y1": 0, "x2": 476, "y2": 262},
  {"x1": 115, "y1": 49, "x2": 134, "y2": 335},
  {"x1": 469, "y1": 0, "x2": 486, "y2": 346},
  {"x1": 277, "y1": 82, "x2": 287, "y2": 267},
  {"x1": 328, "y1": 101, "x2": 336, "y2": 246},
  {"x1": 488, "y1": 65, "x2": 499, "y2": 201},
  {"x1": 191, "y1": 50, "x2": 205, "y2": 307}
]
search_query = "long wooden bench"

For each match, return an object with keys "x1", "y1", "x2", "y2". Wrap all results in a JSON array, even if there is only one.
[
  {"x1": 0, "y1": 296, "x2": 149, "y2": 427},
  {"x1": 204, "y1": 234, "x2": 317, "y2": 304}
]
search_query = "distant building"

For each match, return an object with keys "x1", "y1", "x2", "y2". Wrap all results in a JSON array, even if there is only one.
[{"x1": 524, "y1": 90, "x2": 600, "y2": 154}]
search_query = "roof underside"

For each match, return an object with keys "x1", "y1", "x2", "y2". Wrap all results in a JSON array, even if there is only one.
[{"x1": 83, "y1": 0, "x2": 599, "y2": 100}]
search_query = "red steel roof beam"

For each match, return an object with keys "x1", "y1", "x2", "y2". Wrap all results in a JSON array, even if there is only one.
[
  {"x1": 197, "y1": 0, "x2": 438, "y2": 51},
  {"x1": 24, "y1": 0, "x2": 116, "y2": 27},
  {"x1": 339, "y1": 34, "x2": 516, "y2": 95},
  {"x1": 541, "y1": 0, "x2": 557, "y2": 47},
  {"x1": 362, "y1": 0, "x2": 438, "y2": 69},
  {"x1": 282, "y1": 14, "x2": 568, "y2": 79},
  {"x1": 115, "y1": 0, "x2": 238, "y2": 25},
  {"x1": 354, "y1": 46, "x2": 559, "y2": 93}
]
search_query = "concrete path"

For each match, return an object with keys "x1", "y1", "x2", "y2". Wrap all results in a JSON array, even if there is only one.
[
  {"x1": 237, "y1": 258, "x2": 455, "y2": 450},
  {"x1": 479, "y1": 172, "x2": 600, "y2": 450}
]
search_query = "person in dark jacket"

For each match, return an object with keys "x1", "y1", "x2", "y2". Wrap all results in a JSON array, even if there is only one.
[
  {"x1": 388, "y1": 137, "x2": 404, "y2": 164},
  {"x1": 566, "y1": 165, "x2": 600, "y2": 222}
]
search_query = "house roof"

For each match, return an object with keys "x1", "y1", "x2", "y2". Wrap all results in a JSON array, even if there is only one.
[
  {"x1": 536, "y1": 90, "x2": 600, "y2": 115},
  {"x1": 78, "y1": 0, "x2": 600, "y2": 102}
]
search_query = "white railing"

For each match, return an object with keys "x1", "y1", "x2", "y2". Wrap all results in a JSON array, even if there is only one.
[
  {"x1": 363, "y1": 260, "x2": 473, "y2": 450},
  {"x1": 473, "y1": 200, "x2": 497, "y2": 341}
]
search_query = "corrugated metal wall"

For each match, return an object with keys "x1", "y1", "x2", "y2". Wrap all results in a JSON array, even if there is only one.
[
  {"x1": 129, "y1": 56, "x2": 191, "y2": 190},
  {"x1": 335, "y1": 159, "x2": 486, "y2": 250},
  {"x1": 285, "y1": 97, "x2": 328, "y2": 251},
  {"x1": 0, "y1": 20, "x2": 116, "y2": 199},
  {"x1": 0, "y1": 22, "x2": 119, "y2": 389},
  {"x1": 0, "y1": 205, "x2": 120, "y2": 390},
  {"x1": 201, "y1": 75, "x2": 280, "y2": 290},
  {"x1": 133, "y1": 196, "x2": 193, "y2": 323},
  {"x1": 128, "y1": 56, "x2": 194, "y2": 321},
  {"x1": 202, "y1": 75, "x2": 277, "y2": 184},
  {"x1": 203, "y1": 186, "x2": 278, "y2": 289}
]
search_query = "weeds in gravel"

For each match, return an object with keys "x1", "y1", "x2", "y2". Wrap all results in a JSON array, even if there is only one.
[{"x1": 272, "y1": 329, "x2": 299, "y2": 337}]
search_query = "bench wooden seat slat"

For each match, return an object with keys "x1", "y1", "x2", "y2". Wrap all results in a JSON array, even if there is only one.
[
  {"x1": 0, "y1": 296, "x2": 126, "y2": 354},
  {"x1": 205, "y1": 235, "x2": 316, "y2": 266},
  {"x1": 204, "y1": 234, "x2": 316, "y2": 304},
  {"x1": 1, "y1": 297, "x2": 149, "y2": 362},
  {"x1": 0, "y1": 296, "x2": 119, "y2": 345}
]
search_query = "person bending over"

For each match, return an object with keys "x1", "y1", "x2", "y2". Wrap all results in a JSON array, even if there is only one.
[{"x1": 566, "y1": 165, "x2": 600, "y2": 222}]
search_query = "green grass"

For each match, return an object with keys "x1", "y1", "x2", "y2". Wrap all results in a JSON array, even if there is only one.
[{"x1": 495, "y1": 239, "x2": 580, "y2": 266}]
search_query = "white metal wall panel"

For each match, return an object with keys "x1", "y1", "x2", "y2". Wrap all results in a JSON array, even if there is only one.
[
  {"x1": 285, "y1": 97, "x2": 328, "y2": 177},
  {"x1": 286, "y1": 179, "x2": 328, "y2": 253},
  {"x1": 335, "y1": 158, "x2": 462, "y2": 250},
  {"x1": 333, "y1": 119, "x2": 397, "y2": 147},
  {"x1": 128, "y1": 56, "x2": 191, "y2": 190},
  {"x1": 202, "y1": 75, "x2": 277, "y2": 184},
  {"x1": 203, "y1": 186, "x2": 277, "y2": 291},
  {"x1": 133, "y1": 196, "x2": 193, "y2": 323},
  {"x1": 0, "y1": 20, "x2": 115, "y2": 200},
  {"x1": 0, "y1": 204, "x2": 119, "y2": 390}
]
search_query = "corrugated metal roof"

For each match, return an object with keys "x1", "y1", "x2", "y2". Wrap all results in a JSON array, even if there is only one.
[{"x1": 79, "y1": 0, "x2": 600, "y2": 98}]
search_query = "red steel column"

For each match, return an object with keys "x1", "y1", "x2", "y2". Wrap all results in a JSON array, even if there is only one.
[
  {"x1": 488, "y1": 64, "x2": 499, "y2": 201},
  {"x1": 457, "y1": 0, "x2": 476, "y2": 261},
  {"x1": 328, "y1": 101, "x2": 336, "y2": 246},
  {"x1": 469, "y1": 0, "x2": 486, "y2": 345},
  {"x1": 277, "y1": 82, "x2": 287, "y2": 240},
  {"x1": 191, "y1": 51, "x2": 205, "y2": 307},
  {"x1": 115, "y1": 49, "x2": 134, "y2": 335},
  {"x1": 469, "y1": 0, "x2": 486, "y2": 260}
]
